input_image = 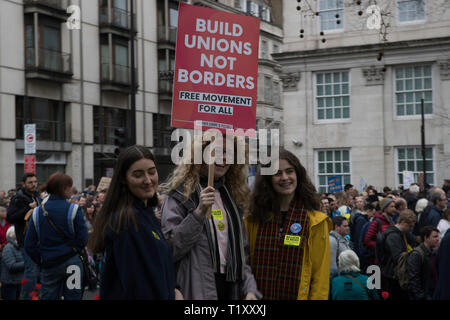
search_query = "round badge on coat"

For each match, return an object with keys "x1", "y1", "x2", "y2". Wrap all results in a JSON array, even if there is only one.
[{"x1": 290, "y1": 223, "x2": 302, "y2": 234}]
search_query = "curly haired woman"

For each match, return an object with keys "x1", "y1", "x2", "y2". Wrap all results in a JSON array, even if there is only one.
[
  {"x1": 160, "y1": 133, "x2": 261, "y2": 300},
  {"x1": 244, "y1": 148, "x2": 332, "y2": 300}
]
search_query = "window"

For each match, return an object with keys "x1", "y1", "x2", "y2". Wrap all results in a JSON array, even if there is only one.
[
  {"x1": 100, "y1": 36, "x2": 130, "y2": 84},
  {"x1": 316, "y1": 71, "x2": 350, "y2": 120},
  {"x1": 247, "y1": 1, "x2": 259, "y2": 17},
  {"x1": 24, "y1": 16, "x2": 64, "y2": 72},
  {"x1": 264, "y1": 76, "x2": 272, "y2": 103},
  {"x1": 395, "y1": 65, "x2": 432, "y2": 116},
  {"x1": 16, "y1": 96, "x2": 66, "y2": 142},
  {"x1": 261, "y1": 40, "x2": 268, "y2": 59},
  {"x1": 235, "y1": 0, "x2": 247, "y2": 12},
  {"x1": 273, "y1": 81, "x2": 280, "y2": 106},
  {"x1": 260, "y1": 6, "x2": 270, "y2": 22},
  {"x1": 396, "y1": 147, "x2": 434, "y2": 186},
  {"x1": 273, "y1": 44, "x2": 280, "y2": 54},
  {"x1": 318, "y1": 0, "x2": 344, "y2": 31},
  {"x1": 153, "y1": 114, "x2": 173, "y2": 148},
  {"x1": 397, "y1": 0, "x2": 425, "y2": 23},
  {"x1": 316, "y1": 149, "x2": 351, "y2": 193},
  {"x1": 94, "y1": 106, "x2": 129, "y2": 145}
]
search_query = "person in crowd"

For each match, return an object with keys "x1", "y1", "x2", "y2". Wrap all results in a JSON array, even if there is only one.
[
  {"x1": 89, "y1": 145, "x2": 180, "y2": 300},
  {"x1": 364, "y1": 197, "x2": 396, "y2": 265},
  {"x1": 350, "y1": 196, "x2": 365, "y2": 225},
  {"x1": 0, "y1": 206, "x2": 11, "y2": 251},
  {"x1": 351, "y1": 203, "x2": 375, "y2": 272},
  {"x1": 427, "y1": 192, "x2": 447, "y2": 228},
  {"x1": 320, "y1": 196, "x2": 330, "y2": 216},
  {"x1": 1, "y1": 226, "x2": 24, "y2": 300},
  {"x1": 161, "y1": 134, "x2": 259, "y2": 300},
  {"x1": 24, "y1": 173, "x2": 88, "y2": 300},
  {"x1": 7, "y1": 173, "x2": 41, "y2": 300},
  {"x1": 0, "y1": 191, "x2": 6, "y2": 207},
  {"x1": 381, "y1": 209, "x2": 416, "y2": 300},
  {"x1": 329, "y1": 216, "x2": 351, "y2": 280},
  {"x1": 344, "y1": 184, "x2": 354, "y2": 195},
  {"x1": 442, "y1": 179, "x2": 450, "y2": 198},
  {"x1": 413, "y1": 198, "x2": 429, "y2": 238},
  {"x1": 82, "y1": 199, "x2": 96, "y2": 233},
  {"x1": 328, "y1": 194, "x2": 337, "y2": 218},
  {"x1": 393, "y1": 198, "x2": 407, "y2": 222},
  {"x1": 406, "y1": 226, "x2": 440, "y2": 300},
  {"x1": 332, "y1": 191, "x2": 351, "y2": 220},
  {"x1": 437, "y1": 208, "x2": 450, "y2": 240},
  {"x1": 433, "y1": 228, "x2": 450, "y2": 300},
  {"x1": 244, "y1": 148, "x2": 331, "y2": 300},
  {"x1": 405, "y1": 183, "x2": 420, "y2": 212},
  {"x1": 331, "y1": 250, "x2": 379, "y2": 300},
  {"x1": 418, "y1": 188, "x2": 446, "y2": 229}
]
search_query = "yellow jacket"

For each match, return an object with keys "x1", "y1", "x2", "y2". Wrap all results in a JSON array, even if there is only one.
[{"x1": 244, "y1": 210, "x2": 332, "y2": 300}]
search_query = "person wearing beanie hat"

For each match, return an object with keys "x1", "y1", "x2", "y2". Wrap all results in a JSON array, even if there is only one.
[
  {"x1": 363, "y1": 197, "x2": 396, "y2": 266},
  {"x1": 380, "y1": 198, "x2": 395, "y2": 212}
]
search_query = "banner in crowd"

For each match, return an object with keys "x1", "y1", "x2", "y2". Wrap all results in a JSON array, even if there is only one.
[
  {"x1": 328, "y1": 176, "x2": 343, "y2": 193},
  {"x1": 171, "y1": 2, "x2": 260, "y2": 134}
]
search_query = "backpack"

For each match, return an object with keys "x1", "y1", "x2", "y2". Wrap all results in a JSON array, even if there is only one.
[
  {"x1": 395, "y1": 246, "x2": 425, "y2": 291},
  {"x1": 374, "y1": 219, "x2": 385, "y2": 264},
  {"x1": 23, "y1": 208, "x2": 34, "y2": 236},
  {"x1": 358, "y1": 218, "x2": 382, "y2": 259}
]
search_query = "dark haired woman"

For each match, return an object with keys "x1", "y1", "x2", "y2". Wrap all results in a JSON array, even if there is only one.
[
  {"x1": 88, "y1": 145, "x2": 180, "y2": 300},
  {"x1": 24, "y1": 172, "x2": 88, "y2": 300},
  {"x1": 244, "y1": 148, "x2": 332, "y2": 300}
]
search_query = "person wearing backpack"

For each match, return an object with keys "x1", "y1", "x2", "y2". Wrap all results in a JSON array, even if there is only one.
[
  {"x1": 381, "y1": 209, "x2": 417, "y2": 300},
  {"x1": 352, "y1": 203, "x2": 375, "y2": 273},
  {"x1": 24, "y1": 173, "x2": 88, "y2": 300},
  {"x1": 6, "y1": 173, "x2": 41, "y2": 300},
  {"x1": 364, "y1": 198, "x2": 396, "y2": 265},
  {"x1": 406, "y1": 226, "x2": 440, "y2": 300}
]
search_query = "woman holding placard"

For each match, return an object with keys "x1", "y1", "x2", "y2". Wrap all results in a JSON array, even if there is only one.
[
  {"x1": 160, "y1": 133, "x2": 261, "y2": 300},
  {"x1": 244, "y1": 148, "x2": 332, "y2": 300}
]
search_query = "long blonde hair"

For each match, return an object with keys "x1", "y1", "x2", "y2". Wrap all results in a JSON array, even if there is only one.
[{"x1": 160, "y1": 133, "x2": 251, "y2": 216}]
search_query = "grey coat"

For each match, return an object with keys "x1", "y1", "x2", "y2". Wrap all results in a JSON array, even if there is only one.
[
  {"x1": 329, "y1": 231, "x2": 351, "y2": 271},
  {"x1": 1, "y1": 240, "x2": 25, "y2": 285},
  {"x1": 161, "y1": 190, "x2": 261, "y2": 300}
]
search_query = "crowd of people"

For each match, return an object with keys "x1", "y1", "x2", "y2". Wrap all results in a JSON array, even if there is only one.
[
  {"x1": 320, "y1": 181, "x2": 450, "y2": 300},
  {"x1": 0, "y1": 137, "x2": 449, "y2": 301}
]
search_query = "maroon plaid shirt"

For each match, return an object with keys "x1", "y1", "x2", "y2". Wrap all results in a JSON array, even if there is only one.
[{"x1": 251, "y1": 204, "x2": 310, "y2": 300}]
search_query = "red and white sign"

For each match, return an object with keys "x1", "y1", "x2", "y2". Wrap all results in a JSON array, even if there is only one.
[
  {"x1": 24, "y1": 124, "x2": 36, "y2": 155},
  {"x1": 24, "y1": 155, "x2": 36, "y2": 174},
  {"x1": 171, "y1": 3, "x2": 260, "y2": 135}
]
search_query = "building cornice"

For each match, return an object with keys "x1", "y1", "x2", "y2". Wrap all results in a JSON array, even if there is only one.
[{"x1": 273, "y1": 37, "x2": 450, "y2": 62}]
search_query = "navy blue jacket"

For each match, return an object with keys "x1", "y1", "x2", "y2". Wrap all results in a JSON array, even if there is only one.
[
  {"x1": 100, "y1": 198, "x2": 176, "y2": 300},
  {"x1": 434, "y1": 229, "x2": 450, "y2": 300},
  {"x1": 427, "y1": 205, "x2": 443, "y2": 228},
  {"x1": 24, "y1": 194, "x2": 88, "y2": 269},
  {"x1": 7, "y1": 187, "x2": 41, "y2": 247}
]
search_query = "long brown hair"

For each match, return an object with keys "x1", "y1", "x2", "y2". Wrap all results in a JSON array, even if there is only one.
[
  {"x1": 88, "y1": 145, "x2": 158, "y2": 254},
  {"x1": 160, "y1": 132, "x2": 250, "y2": 216},
  {"x1": 248, "y1": 148, "x2": 320, "y2": 223}
]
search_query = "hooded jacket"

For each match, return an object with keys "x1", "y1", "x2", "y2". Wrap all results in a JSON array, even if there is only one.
[
  {"x1": 244, "y1": 210, "x2": 332, "y2": 300},
  {"x1": 381, "y1": 225, "x2": 414, "y2": 279},
  {"x1": 1, "y1": 239, "x2": 25, "y2": 284}
]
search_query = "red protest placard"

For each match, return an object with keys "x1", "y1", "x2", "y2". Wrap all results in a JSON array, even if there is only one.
[
  {"x1": 24, "y1": 155, "x2": 36, "y2": 174},
  {"x1": 171, "y1": 3, "x2": 260, "y2": 134}
]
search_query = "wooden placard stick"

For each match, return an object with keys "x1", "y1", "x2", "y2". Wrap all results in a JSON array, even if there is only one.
[{"x1": 206, "y1": 135, "x2": 216, "y2": 219}]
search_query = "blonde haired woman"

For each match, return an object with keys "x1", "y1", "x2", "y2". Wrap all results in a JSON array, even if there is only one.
[{"x1": 160, "y1": 133, "x2": 261, "y2": 300}]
